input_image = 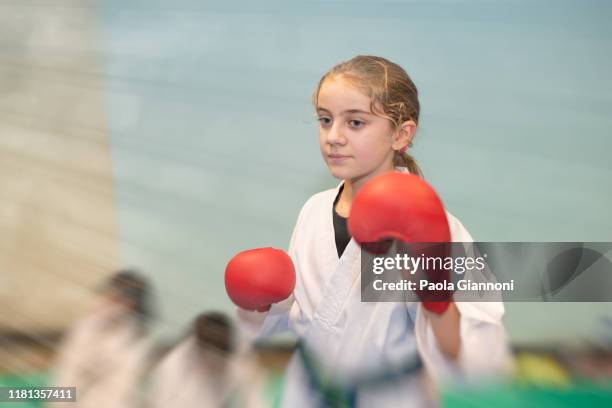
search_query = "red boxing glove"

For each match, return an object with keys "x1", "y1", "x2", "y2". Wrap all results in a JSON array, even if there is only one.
[
  {"x1": 225, "y1": 248, "x2": 296, "y2": 312},
  {"x1": 348, "y1": 172, "x2": 453, "y2": 314}
]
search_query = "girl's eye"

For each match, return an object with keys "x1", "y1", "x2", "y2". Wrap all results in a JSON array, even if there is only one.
[
  {"x1": 318, "y1": 117, "x2": 332, "y2": 126},
  {"x1": 348, "y1": 119, "x2": 365, "y2": 128}
]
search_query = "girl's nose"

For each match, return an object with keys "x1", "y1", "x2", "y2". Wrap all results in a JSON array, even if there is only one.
[{"x1": 326, "y1": 123, "x2": 346, "y2": 145}]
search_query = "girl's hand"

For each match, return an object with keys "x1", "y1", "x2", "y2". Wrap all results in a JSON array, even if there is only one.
[{"x1": 225, "y1": 248, "x2": 296, "y2": 310}]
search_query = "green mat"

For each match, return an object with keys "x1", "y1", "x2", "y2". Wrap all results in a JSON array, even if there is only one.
[
  {"x1": 0, "y1": 371, "x2": 282, "y2": 407},
  {"x1": 4, "y1": 371, "x2": 610, "y2": 407},
  {"x1": 265, "y1": 372, "x2": 285, "y2": 408},
  {"x1": 0, "y1": 372, "x2": 49, "y2": 408},
  {"x1": 442, "y1": 381, "x2": 612, "y2": 408}
]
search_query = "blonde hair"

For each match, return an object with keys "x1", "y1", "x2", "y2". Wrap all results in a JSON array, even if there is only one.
[{"x1": 313, "y1": 55, "x2": 422, "y2": 176}]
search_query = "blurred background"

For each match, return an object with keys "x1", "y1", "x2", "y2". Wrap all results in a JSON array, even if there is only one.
[{"x1": 1, "y1": 0, "x2": 611, "y2": 406}]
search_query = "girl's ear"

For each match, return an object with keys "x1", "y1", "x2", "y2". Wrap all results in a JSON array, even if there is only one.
[{"x1": 392, "y1": 120, "x2": 417, "y2": 151}]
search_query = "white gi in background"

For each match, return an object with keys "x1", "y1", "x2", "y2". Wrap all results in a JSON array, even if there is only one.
[
  {"x1": 149, "y1": 337, "x2": 268, "y2": 408},
  {"x1": 50, "y1": 306, "x2": 152, "y2": 408},
  {"x1": 238, "y1": 168, "x2": 512, "y2": 407}
]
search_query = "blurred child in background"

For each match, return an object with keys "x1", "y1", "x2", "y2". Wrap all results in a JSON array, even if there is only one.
[
  {"x1": 149, "y1": 311, "x2": 268, "y2": 408},
  {"x1": 51, "y1": 270, "x2": 155, "y2": 408}
]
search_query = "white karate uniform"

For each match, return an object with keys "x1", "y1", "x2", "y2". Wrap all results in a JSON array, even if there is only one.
[
  {"x1": 51, "y1": 308, "x2": 152, "y2": 408},
  {"x1": 239, "y1": 168, "x2": 511, "y2": 407},
  {"x1": 149, "y1": 337, "x2": 268, "y2": 408}
]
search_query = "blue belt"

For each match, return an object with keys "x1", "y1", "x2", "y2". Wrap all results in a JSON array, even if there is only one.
[{"x1": 296, "y1": 341, "x2": 423, "y2": 408}]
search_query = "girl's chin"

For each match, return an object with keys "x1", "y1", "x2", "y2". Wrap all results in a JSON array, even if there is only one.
[
  {"x1": 327, "y1": 165, "x2": 350, "y2": 179},
  {"x1": 329, "y1": 167, "x2": 360, "y2": 182}
]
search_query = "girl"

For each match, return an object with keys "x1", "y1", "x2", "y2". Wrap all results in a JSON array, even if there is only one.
[{"x1": 239, "y1": 55, "x2": 510, "y2": 407}]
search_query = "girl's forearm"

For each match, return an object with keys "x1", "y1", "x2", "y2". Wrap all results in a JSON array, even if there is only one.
[{"x1": 427, "y1": 302, "x2": 462, "y2": 360}]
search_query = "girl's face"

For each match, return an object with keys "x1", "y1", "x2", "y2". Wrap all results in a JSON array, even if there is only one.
[
  {"x1": 316, "y1": 76, "x2": 398, "y2": 187},
  {"x1": 92, "y1": 290, "x2": 134, "y2": 320}
]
